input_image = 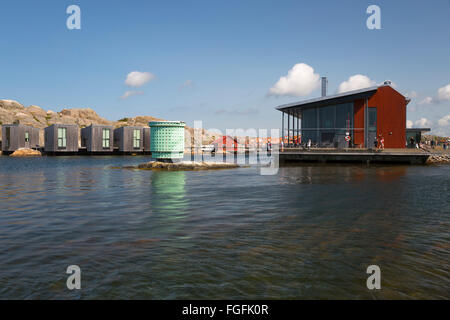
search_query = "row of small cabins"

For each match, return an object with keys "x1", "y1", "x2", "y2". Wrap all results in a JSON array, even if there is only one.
[{"x1": 1, "y1": 124, "x2": 151, "y2": 154}]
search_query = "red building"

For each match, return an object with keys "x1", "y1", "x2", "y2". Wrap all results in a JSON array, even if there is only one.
[
  {"x1": 212, "y1": 135, "x2": 238, "y2": 152},
  {"x1": 277, "y1": 82, "x2": 410, "y2": 148}
]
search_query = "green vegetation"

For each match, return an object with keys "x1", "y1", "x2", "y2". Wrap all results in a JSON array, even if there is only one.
[{"x1": 118, "y1": 117, "x2": 129, "y2": 122}]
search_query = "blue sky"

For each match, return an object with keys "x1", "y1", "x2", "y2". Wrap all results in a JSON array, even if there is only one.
[{"x1": 1, "y1": 0, "x2": 449, "y2": 134}]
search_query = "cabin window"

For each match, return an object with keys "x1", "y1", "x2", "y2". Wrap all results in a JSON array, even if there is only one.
[
  {"x1": 133, "y1": 129, "x2": 141, "y2": 148},
  {"x1": 102, "y1": 129, "x2": 110, "y2": 148},
  {"x1": 57, "y1": 127, "x2": 67, "y2": 148},
  {"x1": 25, "y1": 131, "x2": 29, "y2": 143}
]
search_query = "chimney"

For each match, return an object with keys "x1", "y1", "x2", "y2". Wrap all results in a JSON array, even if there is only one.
[{"x1": 321, "y1": 77, "x2": 328, "y2": 97}]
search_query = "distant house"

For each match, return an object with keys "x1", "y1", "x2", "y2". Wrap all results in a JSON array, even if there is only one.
[
  {"x1": 1, "y1": 124, "x2": 40, "y2": 152},
  {"x1": 81, "y1": 125, "x2": 114, "y2": 152},
  {"x1": 113, "y1": 126, "x2": 145, "y2": 152},
  {"x1": 211, "y1": 135, "x2": 239, "y2": 153},
  {"x1": 44, "y1": 124, "x2": 79, "y2": 152}
]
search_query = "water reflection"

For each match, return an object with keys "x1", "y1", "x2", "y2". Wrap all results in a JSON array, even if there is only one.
[{"x1": 150, "y1": 171, "x2": 187, "y2": 215}]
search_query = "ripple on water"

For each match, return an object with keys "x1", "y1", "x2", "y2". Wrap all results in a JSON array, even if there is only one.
[{"x1": 0, "y1": 157, "x2": 449, "y2": 299}]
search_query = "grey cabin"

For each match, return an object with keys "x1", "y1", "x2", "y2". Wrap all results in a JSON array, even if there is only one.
[
  {"x1": 1, "y1": 124, "x2": 40, "y2": 152},
  {"x1": 143, "y1": 127, "x2": 151, "y2": 152},
  {"x1": 44, "y1": 124, "x2": 79, "y2": 152},
  {"x1": 81, "y1": 125, "x2": 114, "y2": 152},
  {"x1": 113, "y1": 126, "x2": 146, "y2": 152}
]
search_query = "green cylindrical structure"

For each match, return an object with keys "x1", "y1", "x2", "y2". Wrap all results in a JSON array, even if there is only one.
[{"x1": 149, "y1": 121, "x2": 185, "y2": 160}]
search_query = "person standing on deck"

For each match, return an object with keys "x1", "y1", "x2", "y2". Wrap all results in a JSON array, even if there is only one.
[{"x1": 380, "y1": 135, "x2": 385, "y2": 150}]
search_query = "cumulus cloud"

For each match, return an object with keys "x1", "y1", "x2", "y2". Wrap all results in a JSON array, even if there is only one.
[
  {"x1": 120, "y1": 90, "x2": 144, "y2": 99},
  {"x1": 433, "y1": 115, "x2": 450, "y2": 136},
  {"x1": 406, "y1": 91, "x2": 418, "y2": 98},
  {"x1": 437, "y1": 84, "x2": 450, "y2": 101},
  {"x1": 337, "y1": 74, "x2": 376, "y2": 93},
  {"x1": 418, "y1": 96, "x2": 433, "y2": 105},
  {"x1": 269, "y1": 63, "x2": 320, "y2": 97},
  {"x1": 415, "y1": 84, "x2": 450, "y2": 106},
  {"x1": 414, "y1": 118, "x2": 432, "y2": 127},
  {"x1": 406, "y1": 120, "x2": 413, "y2": 128},
  {"x1": 125, "y1": 71, "x2": 155, "y2": 87},
  {"x1": 438, "y1": 115, "x2": 450, "y2": 127}
]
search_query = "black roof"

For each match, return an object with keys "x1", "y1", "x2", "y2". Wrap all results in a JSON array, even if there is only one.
[{"x1": 276, "y1": 85, "x2": 402, "y2": 115}]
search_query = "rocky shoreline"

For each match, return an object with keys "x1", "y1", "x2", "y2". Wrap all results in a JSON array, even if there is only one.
[
  {"x1": 132, "y1": 161, "x2": 240, "y2": 171},
  {"x1": 426, "y1": 154, "x2": 450, "y2": 164},
  {"x1": 9, "y1": 148, "x2": 42, "y2": 157}
]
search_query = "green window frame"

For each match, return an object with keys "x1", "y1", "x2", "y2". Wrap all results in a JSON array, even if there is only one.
[
  {"x1": 102, "y1": 129, "x2": 110, "y2": 148},
  {"x1": 57, "y1": 127, "x2": 67, "y2": 148},
  {"x1": 133, "y1": 129, "x2": 141, "y2": 148},
  {"x1": 25, "y1": 131, "x2": 29, "y2": 143}
]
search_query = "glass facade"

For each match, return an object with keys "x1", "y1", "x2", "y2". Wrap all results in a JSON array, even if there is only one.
[{"x1": 301, "y1": 102, "x2": 353, "y2": 147}]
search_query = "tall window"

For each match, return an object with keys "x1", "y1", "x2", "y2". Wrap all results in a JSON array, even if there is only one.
[
  {"x1": 133, "y1": 129, "x2": 140, "y2": 148},
  {"x1": 368, "y1": 108, "x2": 377, "y2": 132},
  {"x1": 25, "y1": 131, "x2": 29, "y2": 143},
  {"x1": 102, "y1": 129, "x2": 110, "y2": 148},
  {"x1": 58, "y1": 127, "x2": 67, "y2": 148}
]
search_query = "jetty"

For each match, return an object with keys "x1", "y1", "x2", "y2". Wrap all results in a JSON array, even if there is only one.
[{"x1": 279, "y1": 148, "x2": 431, "y2": 165}]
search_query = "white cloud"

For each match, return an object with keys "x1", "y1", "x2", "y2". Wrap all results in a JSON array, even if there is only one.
[
  {"x1": 437, "y1": 84, "x2": 450, "y2": 101},
  {"x1": 120, "y1": 90, "x2": 144, "y2": 99},
  {"x1": 269, "y1": 63, "x2": 320, "y2": 97},
  {"x1": 125, "y1": 71, "x2": 155, "y2": 87},
  {"x1": 337, "y1": 74, "x2": 376, "y2": 93},
  {"x1": 415, "y1": 84, "x2": 450, "y2": 106},
  {"x1": 438, "y1": 115, "x2": 450, "y2": 127},
  {"x1": 414, "y1": 118, "x2": 432, "y2": 127},
  {"x1": 418, "y1": 96, "x2": 433, "y2": 105},
  {"x1": 406, "y1": 120, "x2": 413, "y2": 128},
  {"x1": 406, "y1": 91, "x2": 418, "y2": 98}
]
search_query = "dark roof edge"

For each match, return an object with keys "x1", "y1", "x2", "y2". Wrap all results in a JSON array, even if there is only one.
[{"x1": 276, "y1": 85, "x2": 380, "y2": 111}]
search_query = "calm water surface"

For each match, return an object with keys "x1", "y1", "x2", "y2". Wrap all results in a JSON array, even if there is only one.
[{"x1": 0, "y1": 156, "x2": 448, "y2": 299}]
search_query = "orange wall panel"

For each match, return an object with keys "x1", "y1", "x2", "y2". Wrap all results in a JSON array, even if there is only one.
[{"x1": 368, "y1": 86, "x2": 407, "y2": 148}]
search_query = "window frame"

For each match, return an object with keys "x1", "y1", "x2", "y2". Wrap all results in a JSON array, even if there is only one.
[
  {"x1": 133, "y1": 129, "x2": 141, "y2": 149},
  {"x1": 57, "y1": 127, "x2": 67, "y2": 149},
  {"x1": 102, "y1": 128, "x2": 110, "y2": 149}
]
